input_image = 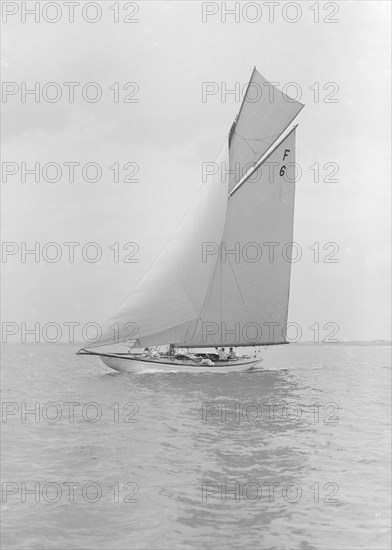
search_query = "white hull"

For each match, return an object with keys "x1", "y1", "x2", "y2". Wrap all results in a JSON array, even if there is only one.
[{"x1": 95, "y1": 353, "x2": 261, "y2": 373}]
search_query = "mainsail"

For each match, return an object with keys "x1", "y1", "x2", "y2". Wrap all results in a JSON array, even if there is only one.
[
  {"x1": 86, "y1": 69, "x2": 303, "y2": 350},
  {"x1": 185, "y1": 129, "x2": 297, "y2": 347}
]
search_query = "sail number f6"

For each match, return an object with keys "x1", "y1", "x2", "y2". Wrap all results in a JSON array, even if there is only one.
[{"x1": 280, "y1": 149, "x2": 291, "y2": 177}]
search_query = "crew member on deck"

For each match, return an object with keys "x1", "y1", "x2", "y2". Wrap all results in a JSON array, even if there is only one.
[
  {"x1": 228, "y1": 347, "x2": 239, "y2": 359},
  {"x1": 219, "y1": 347, "x2": 228, "y2": 360}
]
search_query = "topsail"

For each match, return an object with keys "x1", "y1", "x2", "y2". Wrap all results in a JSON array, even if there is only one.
[
  {"x1": 228, "y1": 68, "x2": 304, "y2": 193},
  {"x1": 87, "y1": 69, "x2": 304, "y2": 349}
]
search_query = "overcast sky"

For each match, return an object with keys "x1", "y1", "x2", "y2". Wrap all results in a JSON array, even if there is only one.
[{"x1": 1, "y1": 0, "x2": 391, "y2": 342}]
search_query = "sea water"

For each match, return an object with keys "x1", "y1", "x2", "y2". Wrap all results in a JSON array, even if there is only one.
[{"x1": 1, "y1": 344, "x2": 390, "y2": 550}]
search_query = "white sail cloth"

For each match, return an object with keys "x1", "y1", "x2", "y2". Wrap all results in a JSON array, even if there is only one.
[
  {"x1": 138, "y1": 132, "x2": 297, "y2": 347},
  {"x1": 86, "y1": 69, "x2": 302, "y2": 349},
  {"x1": 186, "y1": 130, "x2": 297, "y2": 347},
  {"x1": 228, "y1": 68, "x2": 303, "y2": 193},
  {"x1": 87, "y1": 145, "x2": 229, "y2": 349}
]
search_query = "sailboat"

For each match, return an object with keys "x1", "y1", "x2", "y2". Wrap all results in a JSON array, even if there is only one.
[{"x1": 77, "y1": 68, "x2": 304, "y2": 373}]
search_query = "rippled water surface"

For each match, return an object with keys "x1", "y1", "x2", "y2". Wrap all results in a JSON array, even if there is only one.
[{"x1": 1, "y1": 344, "x2": 391, "y2": 549}]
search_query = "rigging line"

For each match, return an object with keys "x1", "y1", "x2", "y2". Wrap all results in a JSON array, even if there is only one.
[
  {"x1": 244, "y1": 133, "x2": 283, "y2": 146},
  {"x1": 235, "y1": 129, "x2": 283, "y2": 149},
  {"x1": 232, "y1": 130, "x2": 288, "y2": 166},
  {"x1": 184, "y1": 251, "x2": 224, "y2": 345},
  {"x1": 226, "y1": 254, "x2": 254, "y2": 323},
  {"x1": 189, "y1": 240, "x2": 225, "y2": 345},
  {"x1": 164, "y1": 269, "x2": 200, "y2": 319},
  {"x1": 233, "y1": 130, "x2": 259, "y2": 155},
  {"x1": 220, "y1": 248, "x2": 223, "y2": 331},
  {"x1": 184, "y1": 318, "x2": 197, "y2": 344}
]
